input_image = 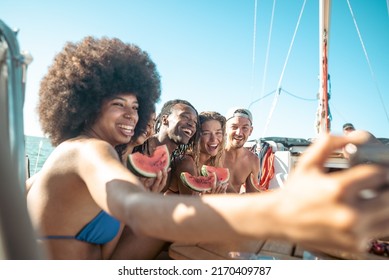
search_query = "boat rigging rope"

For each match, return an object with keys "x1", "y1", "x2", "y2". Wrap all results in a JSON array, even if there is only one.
[
  {"x1": 329, "y1": 100, "x2": 347, "y2": 123},
  {"x1": 248, "y1": 89, "x2": 277, "y2": 109},
  {"x1": 261, "y1": 0, "x2": 307, "y2": 137},
  {"x1": 248, "y1": 87, "x2": 316, "y2": 110},
  {"x1": 259, "y1": 0, "x2": 276, "y2": 103},
  {"x1": 250, "y1": 0, "x2": 258, "y2": 101},
  {"x1": 248, "y1": 0, "x2": 276, "y2": 109},
  {"x1": 282, "y1": 88, "x2": 317, "y2": 101},
  {"x1": 346, "y1": 0, "x2": 389, "y2": 126}
]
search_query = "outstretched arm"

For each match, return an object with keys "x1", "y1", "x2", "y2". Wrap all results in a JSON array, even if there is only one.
[
  {"x1": 82, "y1": 135, "x2": 389, "y2": 253},
  {"x1": 272, "y1": 133, "x2": 389, "y2": 251}
]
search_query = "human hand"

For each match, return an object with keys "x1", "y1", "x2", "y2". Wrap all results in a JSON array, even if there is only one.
[
  {"x1": 342, "y1": 129, "x2": 384, "y2": 159},
  {"x1": 139, "y1": 168, "x2": 170, "y2": 193},
  {"x1": 204, "y1": 179, "x2": 228, "y2": 194},
  {"x1": 275, "y1": 134, "x2": 389, "y2": 253}
]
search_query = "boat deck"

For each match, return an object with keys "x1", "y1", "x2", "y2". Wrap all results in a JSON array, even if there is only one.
[{"x1": 169, "y1": 239, "x2": 388, "y2": 260}]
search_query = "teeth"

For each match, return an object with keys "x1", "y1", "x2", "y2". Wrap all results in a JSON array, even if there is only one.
[
  {"x1": 182, "y1": 128, "x2": 193, "y2": 136},
  {"x1": 119, "y1": 124, "x2": 133, "y2": 131}
]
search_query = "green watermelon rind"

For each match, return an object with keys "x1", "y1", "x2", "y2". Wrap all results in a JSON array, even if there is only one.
[
  {"x1": 200, "y1": 165, "x2": 230, "y2": 183},
  {"x1": 127, "y1": 144, "x2": 170, "y2": 178},
  {"x1": 180, "y1": 172, "x2": 216, "y2": 192}
]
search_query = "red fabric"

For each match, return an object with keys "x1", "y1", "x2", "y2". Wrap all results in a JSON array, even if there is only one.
[{"x1": 259, "y1": 149, "x2": 275, "y2": 191}]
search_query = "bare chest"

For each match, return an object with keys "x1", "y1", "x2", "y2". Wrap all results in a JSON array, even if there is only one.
[{"x1": 224, "y1": 160, "x2": 253, "y2": 192}]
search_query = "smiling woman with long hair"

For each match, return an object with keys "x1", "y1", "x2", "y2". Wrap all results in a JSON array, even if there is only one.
[{"x1": 169, "y1": 111, "x2": 228, "y2": 195}]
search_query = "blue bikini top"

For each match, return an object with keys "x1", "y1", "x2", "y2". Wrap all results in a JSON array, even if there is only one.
[{"x1": 40, "y1": 210, "x2": 121, "y2": 245}]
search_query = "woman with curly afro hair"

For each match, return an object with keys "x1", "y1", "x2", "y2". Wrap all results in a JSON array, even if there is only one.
[
  {"x1": 38, "y1": 36, "x2": 160, "y2": 147},
  {"x1": 27, "y1": 36, "x2": 168, "y2": 259},
  {"x1": 25, "y1": 37, "x2": 389, "y2": 261}
]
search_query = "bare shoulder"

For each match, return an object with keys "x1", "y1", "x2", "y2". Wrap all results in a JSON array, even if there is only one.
[
  {"x1": 67, "y1": 137, "x2": 121, "y2": 161},
  {"x1": 61, "y1": 136, "x2": 113, "y2": 151},
  {"x1": 25, "y1": 172, "x2": 38, "y2": 194},
  {"x1": 25, "y1": 139, "x2": 114, "y2": 197},
  {"x1": 245, "y1": 148, "x2": 260, "y2": 163},
  {"x1": 44, "y1": 137, "x2": 120, "y2": 173},
  {"x1": 176, "y1": 154, "x2": 195, "y2": 166},
  {"x1": 56, "y1": 138, "x2": 135, "y2": 191}
]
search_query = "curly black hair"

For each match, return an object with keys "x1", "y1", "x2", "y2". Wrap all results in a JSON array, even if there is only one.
[{"x1": 38, "y1": 36, "x2": 161, "y2": 146}]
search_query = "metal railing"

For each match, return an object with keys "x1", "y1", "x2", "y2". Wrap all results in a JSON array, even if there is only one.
[{"x1": 0, "y1": 19, "x2": 43, "y2": 259}]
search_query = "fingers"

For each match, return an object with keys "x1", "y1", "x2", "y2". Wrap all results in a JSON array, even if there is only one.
[
  {"x1": 212, "y1": 182, "x2": 228, "y2": 194},
  {"x1": 329, "y1": 166, "x2": 389, "y2": 242},
  {"x1": 296, "y1": 134, "x2": 349, "y2": 171},
  {"x1": 369, "y1": 219, "x2": 389, "y2": 240},
  {"x1": 151, "y1": 168, "x2": 169, "y2": 193},
  {"x1": 206, "y1": 181, "x2": 228, "y2": 194},
  {"x1": 149, "y1": 171, "x2": 163, "y2": 192},
  {"x1": 345, "y1": 130, "x2": 382, "y2": 146},
  {"x1": 142, "y1": 168, "x2": 170, "y2": 193},
  {"x1": 296, "y1": 133, "x2": 385, "y2": 172},
  {"x1": 158, "y1": 168, "x2": 170, "y2": 191},
  {"x1": 331, "y1": 165, "x2": 389, "y2": 208},
  {"x1": 347, "y1": 191, "x2": 389, "y2": 244},
  {"x1": 220, "y1": 182, "x2": 228, "y2": 193},
  {"x1": 334, "y1": 164, "x2": 388, "y2": 194}
]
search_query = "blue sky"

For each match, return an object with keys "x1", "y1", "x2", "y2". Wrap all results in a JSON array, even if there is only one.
[{"x1": 3, "y1": 0, "x2": 389, "y2": 139}]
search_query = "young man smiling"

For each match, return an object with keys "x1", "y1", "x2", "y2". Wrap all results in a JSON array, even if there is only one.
[
  {"x1": 222, "y1": 107, "x2": 260, "y2": 193},
  {"x1": 142, "y1": 99, "x2": 199, "y2": 193}
]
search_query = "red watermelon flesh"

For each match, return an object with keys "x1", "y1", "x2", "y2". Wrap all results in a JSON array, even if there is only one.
[
  {"x1": 200, "y1": 165, "x2": 230, "y2": 183},
  {"x1": 180, "y1": 172, "x2": 217, "y2": 192},
  {"x1": 127, "y1": 144, "x2": 170, "y2": 178}
]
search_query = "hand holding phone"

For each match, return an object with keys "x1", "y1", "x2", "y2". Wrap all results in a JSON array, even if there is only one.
[
  {"x1": 345, "y1": 143, "x2": 389, "y2": 167},
  {"x1": 345, "y1": 143, "x2": 389, "y2": 200}
]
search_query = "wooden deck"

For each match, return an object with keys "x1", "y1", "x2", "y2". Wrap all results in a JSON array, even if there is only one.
[
  {"x1": 169, "y1": 239, "x2": 387, "y2": 260},
  {"x1": 168, "y1": 239, "x2": 335, "y2": 260}
]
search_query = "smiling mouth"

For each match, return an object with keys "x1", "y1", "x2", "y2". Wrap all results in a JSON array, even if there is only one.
[
  {"x1": 118, "y1": 124, "x2": 135, "y2": 136},
  {"x1": 182, "y1": 128, "x2": 193, "y2": 138}
]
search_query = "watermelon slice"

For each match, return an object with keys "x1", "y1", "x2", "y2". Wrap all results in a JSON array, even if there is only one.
[
  {"x1": 248, "y1": 173, "x2": 262, "y2": 192},
  {"x1": 200, "y1": 165, "x2": 230, "y2": 183},
  {"x1": 127, "y1": 144, "x2": 170, "y2": 178},
  {"x1": 180, "y1": 172, "x2": 217, "y2": 192}
]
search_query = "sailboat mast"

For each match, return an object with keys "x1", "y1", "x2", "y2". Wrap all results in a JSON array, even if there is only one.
[{"x1": 317, "y1": 0, "x2": 331, "y2": 134}]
